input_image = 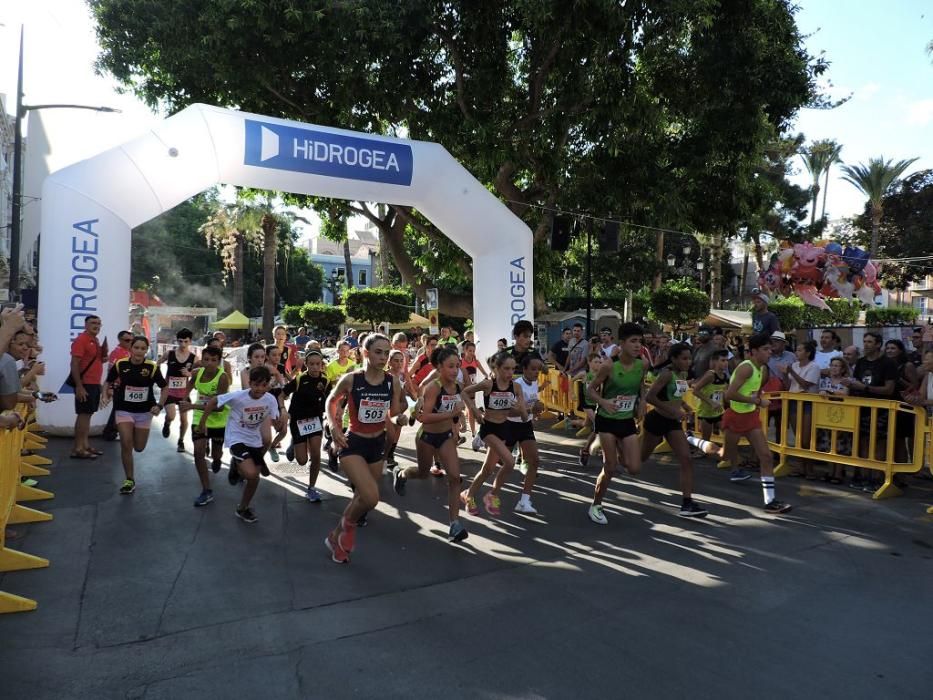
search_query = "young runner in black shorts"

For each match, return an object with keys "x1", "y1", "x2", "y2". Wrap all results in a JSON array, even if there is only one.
[{"x1": 282, "y1": 350, "x2": 329, "y2": 502}]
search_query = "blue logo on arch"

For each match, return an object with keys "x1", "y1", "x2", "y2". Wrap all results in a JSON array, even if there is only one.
[{"x1": 244, "y1": 120, "x2": 413, "y2": 186}]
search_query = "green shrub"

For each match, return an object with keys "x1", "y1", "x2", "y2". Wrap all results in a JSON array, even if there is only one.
[{"x1": 865, "y1": 306, "x2": 919, "y2": 327}]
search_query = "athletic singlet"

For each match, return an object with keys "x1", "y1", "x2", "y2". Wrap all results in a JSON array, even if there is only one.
[
  {"x1": 347, "y1": 371, "x2": 394, "y2": 435},
  {"x1": 598, "y1": 357, "x2": 643, "y2": 420},
  {"x1": 107, "y1": 358, "x2": 166, "y2": 412},
  {"x1": 730, "y1": 360, "x2": 763, "y2": 414},
  {"x1": 283, "y1": 372, "x2": 329, "y2": 420},
  {"x1": 508, "y1": 376, "x2": 539, "y2": 423},
  {"x1": 696, "y1": 371, "x2": 728, "y2": 418},
  {"x1": 423, "y1": 380, "x2": 461, "y2": 434},
  {"x1": 580, "y1": 370, "x2": 597, "y2": 408},
  {"x1": 484, "y1": 379, "x2": 517, "y2": 411},
  {"x1": 192, "y1": 367, "x2": 229, "y2": 429},
  {"x1": 663, "y1": 371, "x2": 690, "y2": 404},
  {"x1": 461, "y1": 358, "x2": 480, "y2": 376},
  {"x1": 266, "y1": 365, "x2": 285, "y2": 398},
  {"x1": 165, "y1": 349, "x2": 195, "y2": 394}
]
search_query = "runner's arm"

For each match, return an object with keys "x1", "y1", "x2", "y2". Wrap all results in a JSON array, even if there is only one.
[
  {"x1": 646, "y1": 369, "x2": 682, "y2": 419},
  {"x1": 586, "y1": 362, "x2": 615, "y2": 414},
  {"x1": 462, "y1": 378, "x2": 489, "y2": 421}
]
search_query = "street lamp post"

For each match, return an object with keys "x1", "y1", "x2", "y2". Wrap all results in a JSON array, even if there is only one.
[{"x1": 8, "y1": 27, "x2": 120, "y2": 299}]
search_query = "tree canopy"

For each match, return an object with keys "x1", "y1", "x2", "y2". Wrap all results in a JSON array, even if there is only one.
[{"x1": 95, "y1": 0, "x2": 825, "y2": 316}]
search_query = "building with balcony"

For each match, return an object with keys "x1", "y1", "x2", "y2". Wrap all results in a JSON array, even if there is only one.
[
  {"x1": 0, "y1": 94, "x2": 17, "y2": 297},
  {"x1": 305, "y1": 223, "x2": 380, "y2": 305}
]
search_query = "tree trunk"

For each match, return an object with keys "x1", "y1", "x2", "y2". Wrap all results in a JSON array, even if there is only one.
[
  {"x1": 380, "y1": 212, "x2": 473, "y2": 317},
  {"x1": 740, "y1": 248, "x2": 749, "y2": 305},
  {"x1": 709, "y1": 231, "x2": 723, "y2": 308},
  {"x1": 377, "y1": 203, "x2": 389, "y2": 284},
  {"x1": 261, "y1": 216, "x2": 277, "y2": 339},
  {"x1": 342, "y1": 232, "x2": 354, "y2": 292},
  {"x1": 654, "y1": 230, "x2": 664, "y2": 291},
  {"x1": 821, "y1": 168, "x2": 831, "y2": 220},
  {"x1": 751, "y1": 229, "x2": 764, "y2": 273},
  {"x1": 233, "y1": 233, "x2": 244, "y2": 312},
  {"x1": 869, "y1": 206, "x2": 882, "y2": 259},
  {"x1": 809, "y1": 185, "x2": 819, "y2": 230}
]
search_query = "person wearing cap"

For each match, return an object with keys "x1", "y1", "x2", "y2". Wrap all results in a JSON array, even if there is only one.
[
  {"x1": 768, "y1": 331, "x2": 796, "y2": 388},
  {"x1": 598, "y1": 327, "x2": 618, "y2": 359},
  {"x1": 751, "y1": 292, "x2": 780, "y2": 337}
]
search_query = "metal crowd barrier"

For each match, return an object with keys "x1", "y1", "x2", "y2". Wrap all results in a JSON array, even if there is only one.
[
  {"x1": 538, "y1": 369, "x2": 933, "y2": 504},
  {"x1": 1, "y1": 403, "x2": 53, "y2": 613}
]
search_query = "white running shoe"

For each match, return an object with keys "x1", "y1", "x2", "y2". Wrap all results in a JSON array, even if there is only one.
[
  {"x1": 588, "y1": 504, "x2": 608, "y2": 525},
  {"x1": 514, "y1": 498, "x2": 537, "y2": 515},
  {"x1": 471, "y1": 435, "x2": 485, "y2": 452}
]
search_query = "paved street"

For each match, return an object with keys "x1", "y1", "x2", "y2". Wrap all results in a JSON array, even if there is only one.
[{"x1": 2, "y1": 420, "x2": 933, "y2": 699}]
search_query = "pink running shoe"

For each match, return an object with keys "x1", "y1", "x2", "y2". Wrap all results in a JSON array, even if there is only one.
[
  {"x1": 460, "y1": 489, "x2": 479, "y2": 516},
  {"x1": 324, "y1": 532, "x2": 349, "y2": 564},
  {"x1": 338, "y1": 517, "x2": 357, "y2": 553},
  {"x1": 483, "y1": 492, "x2": 501, "y2": 516}
]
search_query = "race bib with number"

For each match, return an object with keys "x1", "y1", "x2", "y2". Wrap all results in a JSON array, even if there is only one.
[
  {"x1": 612, "y1": 395, "x2": 637, "y2": 413},
  {"x1": 168, "y1": 377, "x2": 187, "y2": 390},
  {"x1": 439, "y1": 394, "x2": 460, "y2": 413},
  {"x1": 124, "y1": 386, "x2": 147, "y2": 403},
  {"x1": 359, "y1": 399, "x2": 389, "y2": 424},
  {"x1": 241, "y1": 406, "x2": 267, "y2": 428},
  {"x1": 488, "y1": 391, "x2": 514, "y2": 410},
  {"x1": 296, "y1": 416, "x2": 322, "y2": 435},
  {"x1": 673, "y1": 380, "x2": 689, "y2": 398}
]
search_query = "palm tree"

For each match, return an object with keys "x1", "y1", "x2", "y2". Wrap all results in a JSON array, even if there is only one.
[
  {"x1": 800, "y1": 140, "x2": 841, "y2": 228},
  {"x1": 199, "y1": 203, "x2": 265, "y2": 314},
  {"x1": 800, "y1": 144, "x2": 829, "y2": 228},
  {"x1": 840, "y1": 156, "x2": 918, "y2": 258},
  {"x1": 819, "y1": 141, "x2": 843, "y2": 220}
]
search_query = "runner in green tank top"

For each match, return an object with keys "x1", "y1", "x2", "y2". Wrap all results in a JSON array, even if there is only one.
[
  {"x1": 641, "y1": 343, "x2": 708, "y2": 518},
  {"x1": 685, "y1": 350, "x2": 731, "y2": 462},
  {"x1": 721, "y1": 333, "x2": 791, "y2": 514},
  {"x1": 180, "y1": 346, "x2": 230, "y2": 507},
  {"x1": 585, "y1": 323, "x2": 647, "y2": 525},
  {"x1": 574, "y1": 353, "x2": 604, "y2": 467}
]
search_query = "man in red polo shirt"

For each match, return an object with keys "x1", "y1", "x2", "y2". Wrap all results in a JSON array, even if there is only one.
[{"x1": 70, "y1": 315, "x2": 107, "y2": 459}]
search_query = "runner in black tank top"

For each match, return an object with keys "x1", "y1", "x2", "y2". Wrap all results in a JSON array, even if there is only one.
[
  {"x1": 159, "y1": 328, "x2": 195, "y2": 451},
  {"x1": 283, "y1": 350, "x2": 330, "y2": 502},
  {"x1": 323, "y1": 334, "x2": 403, "y2": 565},
  {"x1": 264, "y1": 344, "x2": 289, "y2": 467},
  {"x1": 462, "y1": 350, "x2": 528, "y2": 518},
  {"x1": 392, "y1": 346, "x2": 468, "y2": 543}
]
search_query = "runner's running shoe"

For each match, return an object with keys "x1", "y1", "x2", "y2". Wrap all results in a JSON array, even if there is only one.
[
  {"x1": 514, "y1": 498, "x2": 538, "y2": 515},
  {"x1": 235, "y1": 507, "x2": 258, "y2": 523},
  {"x1": 483, "y1": 492, "x2": 501, "y2": 516},
  {"x1": 305, "y1": 487, "x2": 322, "y2": 503},
  {"x1": 678, "y1": 499, "x2": 708, "y2": 518},
  {"x1": 119, "y1": 479, "x2": 135, "y2": 495},
  {"x1": 448, "y1": 520, "x2": 468, "y2": 543},
  {"x1": 194, "y1": 490, "x2": 214, "y2": 507},
  {"x1": 587, "y1": 504, "x2": 608, "y2": 525},
  {"x1": 338, "y1": 518, "x2": 357, "y2": 552},
  {"x1": 460, "y1": 489, "x2": 478, "y2": 515},
  {"x1": 325, "y1": 532, "x2": 349, "y2": 564},
  {"x1": 393, "y1": 467, "x2": 407, "y2": 496},
  {"x1": 764, "y1": 500, "x2": 792, "y2": 514}
]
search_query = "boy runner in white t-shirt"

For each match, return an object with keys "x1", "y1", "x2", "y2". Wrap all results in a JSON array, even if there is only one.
[{"x1": 198, "y1": 365, "x2": 282, "y2": 524}]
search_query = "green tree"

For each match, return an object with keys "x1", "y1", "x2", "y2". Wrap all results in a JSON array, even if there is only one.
[
  {"x1": 131, "y1": 194, "x2": 232, "y2": 311},
  {"x1": 648, "y1": 279, "x2": 709, "y2": 332},
  {"x1": 852, "y1": 170, "x2": 933, "y2": 286},
  {"x1": 840, "y1": 156, "x2": 918, "y2": 258},
  {"x1": 800, "y1": 139, "x2": 842, "y2": 229},
  {"x1": 344, "y1": 287, "x2": 412, "y2": 330},
  {"x1": 300, "y1": 302, "x2": 346, "y2": 335},
  {"x1": 92, "y1": 0, "x2": 824, "y2": 317}
]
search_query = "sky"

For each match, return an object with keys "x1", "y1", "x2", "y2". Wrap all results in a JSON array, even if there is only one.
[{"x1": 1, "y1": 0, "x2": 931, "y2": 229}]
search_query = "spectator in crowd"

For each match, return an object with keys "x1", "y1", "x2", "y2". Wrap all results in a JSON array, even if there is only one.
[
  {"x1": 815, "y1": 329, "x2": 842, "y2": 384},
  {"x1": 70, "y1": 315, "x2": 107, "y2": 460},
  {"x1": 751, "y1": 291, "x2": 780, "y2": 336},
  {"x1": 598, "y1": 327, "x2": 618, "y2": 359},
  {"x1": 907, "y1": 327, "x2": 924, "y2": 366},
  {"x1": 885, "y1": 339, "x2": 919, "y2": 465},
  {"x1": 691, "y1": 327, "x2": 716, "y2": 378},
  {"x1": 768, "y1": 331, "x2": 796, "y2": 388},
  {"x1": 786, "y1": 340, "x2": 820, "y2": 479},
  {"x1": 842, "y1": 345, "x2": 860, "y2": 376},
  {"x1": 549, "y1": 327, "x2": 573, "y2": 372},
  {"x1": 344, "y1": 328, "x2": 359, "y2": 349},
  {"x1": 566, "y1": 323, "x2": 588, "y2": 375},
  {"x1": 294, "y1": 327, "x2": 311, "y2": 349},
  {"x1": 842, "y1": 331, "x2": 897, "y2": 489},
  {"x1": 0, "y1": 306, "x2": 28, "y2": 410}
]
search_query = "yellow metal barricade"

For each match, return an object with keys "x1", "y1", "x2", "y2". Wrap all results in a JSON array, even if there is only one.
[
  {"x1": 1, "y1": 404, "x2": 52, "y2": 613},
  {"x1": 767, "y1": 392, "x2": 926, "y2": 499}
]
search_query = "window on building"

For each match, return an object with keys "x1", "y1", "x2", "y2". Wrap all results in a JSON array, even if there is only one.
[{"x1": 359, "y1": 269, "x2": 367, "y2": 286}]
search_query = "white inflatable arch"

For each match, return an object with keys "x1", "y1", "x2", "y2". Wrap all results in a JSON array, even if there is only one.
[{"x1": 37, "y1": 104, "x2": 533, "y2": 433}]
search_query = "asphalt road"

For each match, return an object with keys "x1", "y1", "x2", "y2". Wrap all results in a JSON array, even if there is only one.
[{"x1": 2, "y1": 418, "x2": 933, "y2": 699}]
